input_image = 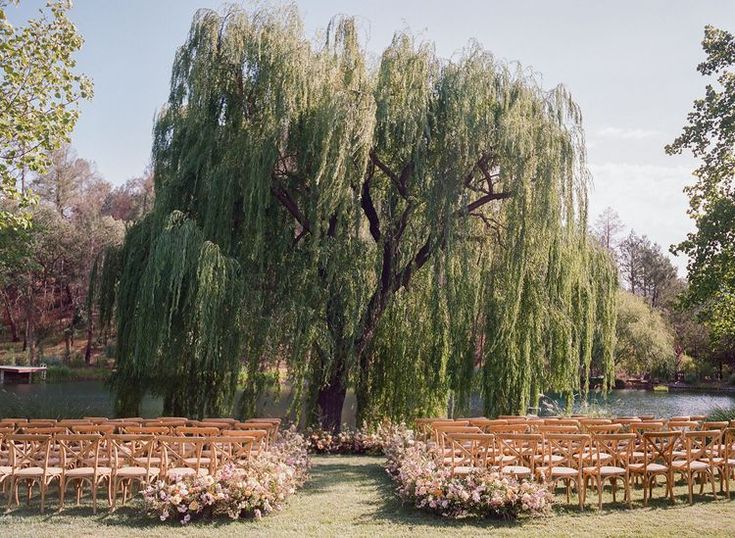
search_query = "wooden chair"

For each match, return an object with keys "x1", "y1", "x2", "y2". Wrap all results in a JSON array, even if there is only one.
[
  {"x1": 445, "y1": 433, "x2": 495, "y2": 475},
  {"x1": 6, "y1": 434, "x2": 62, "y2": 512},
  {"x1": 539, "y1": 433, "x2": 589, "y2": 508},
  {"x1": 228, "y1": 428, "x2": 269, "y2": 455},
  {"x1": 629, "y1": 431, "x2": 680, "y2": 506},
  {"x1": 495, "y1": 433, "x2": 542, "y2": 479},
  {"x1": 174, "y1": 426, "x2": 220, "y2": 437},
  {"x1": 713, "y1": 427, "x2": 735, "y2": 497},
  {"x1": 207, "y1": 435, "x2": 255, "y2": 469},
  {"x1": 57, "y1": 433, "x2": 110, "y2": 513},
  {"x1": 582, "y1": 433, "x2": 635, "y2": 509},
  {"x1": 672, "y1": 430, "x2": 721, "y2": 504},
  {"x1": 109, "y1": 434, "x2": 159, "y2": 509},
  {"x1": 158, "y1": 436, "x2": 209, "y2": 480}
]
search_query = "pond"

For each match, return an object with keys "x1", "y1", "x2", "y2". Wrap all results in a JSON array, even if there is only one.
[{"x1": 0, "y1": 381, "x2": 733, "y2": 420}]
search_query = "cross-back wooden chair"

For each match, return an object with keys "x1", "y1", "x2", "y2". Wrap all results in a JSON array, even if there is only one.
[
  {"x1": 538, "y1": 425, "x2": 580, "y2": 434},
  {"x1": 672, "y1": 430, "x2": 721, "y2": 504},
  {"x1": 72, "y1": 424, "x2": 115, "y2": 435},
  {"x1": 27, "y1": 419, "x2": 57, "y2": 426},
  {"x1": 485, "y1": 423, "x2": 529, "y2": 435},
  {"x1": 57, "y1": 433, "x2": 111, "y2": 513},
  {"x1": 232, "y1": 424, "x2": 272, "y2": 450},
  {"x1": 495, "y1": 433, "x2": 542, "y2": 479},
  {"x1": 582, "y1": 432, "x2": 636, "y2": 509},
  {"x1": 0, "y1": 428, "x2": 13, "y2": 494},
  {"x1": 207, "y1": 435, "x2": 256, "y2": 470},
  {"x1": 702, "y1": 421, "x2": 729, "y2": 431},
  {"x1": 6, "y1": 434, "x2": 61, "y2": 512},
  {"x1": 668, "y1": 420, "x2": 699, "y2": 432},
  {"x1": 157, "y1": 436, "x2": 210, "y2": 481},
  {"x1": 629, "y1": 431, "x2": 680, "y2": 506},
  {"x1": 539, "y1": 433, "x2": 589, "y2": 508},
  {"x1": 713, "y1": 427, "x2": 735, "y2": 497},
  {"x1": 108, "y1": 434, "x2": 159, "y2": 510},
  {"x1": 228, "y1": 428, "x2": 269, "y2": 455},
  {"x1": 445, "y1": 433, "x2": 495, "y2": 475},
  {"x1": 433, "y1": 425, "x2": 482, "y2": 458},
  {"x1": 414, "y1": 418, "x2": 444, "y2": 440}
]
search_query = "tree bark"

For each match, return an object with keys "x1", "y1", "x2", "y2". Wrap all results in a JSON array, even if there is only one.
[
  {"x1": 315, "y1": 357, "x2": 347, "y2": 432},
  {"x1": 3, "y1": 298, "x2": 18, "y2": 342}
]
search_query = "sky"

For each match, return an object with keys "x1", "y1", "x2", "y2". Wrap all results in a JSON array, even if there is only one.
[{"x1": 9, "y1": 0, "x2": 735, "y2": 275}]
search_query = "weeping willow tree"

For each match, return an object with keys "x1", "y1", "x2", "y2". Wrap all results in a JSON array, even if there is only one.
[{"x1": 101, "y1": 4, "x2": 617, "y2": 425}]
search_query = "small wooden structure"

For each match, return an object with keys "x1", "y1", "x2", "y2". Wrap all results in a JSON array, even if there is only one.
[{"x1": 0, "y1": 365, "x2": 47, "y2": 384}]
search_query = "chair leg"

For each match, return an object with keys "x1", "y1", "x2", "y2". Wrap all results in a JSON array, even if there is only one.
[
  {"x1": 687, "y1": 470, "x2": 693, "y2": 504},
  {"x1": 596, "y1": 476, "x2": 603, "y2": 509}
]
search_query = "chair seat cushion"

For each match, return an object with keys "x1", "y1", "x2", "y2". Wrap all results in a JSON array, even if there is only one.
[
  {"x1": 65, "y1": 466, "x2": 112, "y2": 477},
  {"x1": 502, "y1": 465, "x2": 531, "y2": 476},
  {"x1": 116, "y1": 466, "x2": 160, "y2": 477},
  {"x1": 629, "y1": 462, "x2": 668, "y2": 473},
  {"x1": 549, "y1": 466, "x2": 579, "y2": 477},
  {"x1": 166, "y1": 467, "x2": 209, "y2": 479},
  {"x1": 583, "y1": 465, "x2": 626, "y2": 476},
  {"x1": 671, "y1": 460, "x2": 709, "y2": 471},
  {"x1": 16, "y1": 466, "x2": 63, "y2": 476}
]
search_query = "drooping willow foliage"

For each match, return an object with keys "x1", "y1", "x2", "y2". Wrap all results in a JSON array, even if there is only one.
[{"x1": 99, "y1": 4, "x2": 617, "y2": 422}]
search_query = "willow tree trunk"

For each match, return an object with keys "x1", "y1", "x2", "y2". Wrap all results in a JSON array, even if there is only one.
[{"x1": 315, "y1": 357, "x2": 347, "y2": 432}]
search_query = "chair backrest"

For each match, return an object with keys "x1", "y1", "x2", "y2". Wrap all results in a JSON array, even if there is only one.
[
  {"x1": 538, "y1": 425, "x2": 579, "y2": 434},
  {"x1": 56, "y1": 433, "x2": 102, "y2": 469},
  {"x1": 446, "y1": 433, "x2": 495, "y2": 470},
  {"x1": 724, "y1": 428, "x2": 735, "y2": 460},
  {"x1": 641, "y1": 431, "x2": 681, "y2": 466},
  {"x1": 578, "y1": 418, "x2": 612, "y2": 426},
  {"x1": 670, "y1": 416, "x2": 691, "y2": 422},
  {"x1": 157, "y1": 435, "x2": 208, "y2": 473},
  {"x1": 543, "y1": 433, "x2": 589, "y2": 470},
  {"x1": 591, "y1": 433, "x2": 636, "y2": 469},
  {"x1": 175, "y1": 426, "x2": 220, "y2": 437},
  {"x1": 208, "y1": 435, "x2": 255, "y2": 467},
  {"x1": 433, "y1": 425, "x2": 482, "y2": 449},
  {"x1": 72, "y1": 424, "x2": 115, "y2": 434},
  {"x1": 554, "y1": 419, "x2": 581, "y2": 428},
  {"x1": 108, "y1": 434, "x2": 156, "y2": 469},
  {"x1": 20, "y1": 426, "x2": 66, "y2": 435},
  {"x1": 57, "y1": 419, "x2": 92, "y2": 427},
  {"x1": 496, "y1": 433, "x2": 542, "y2": 472},
  {"x1": 485, "y1": 423, "x2": 529, "y2": 434},
  {"x1": 26, "y1": 420, "x2": 56, "y2": 427},
  {"x1": 668, "y1": 421, "x2": 699, "y2": 432},
  {"x1": 584, "y1": 423, "x2": 623, "y2": 434},
  {"x1": 702, "y1": 421, "x2": 729, "y2": 431},
  {"x1": 682, "y1": 430, "x2": 721, "y2": 463},
  {"x1": 126, "y1": 426, "x2": 170, "y2": 435},
  {"x1": 631, "y1": 422, "x2": 665, "y2": 438},
  {"x1": 7, "y1": 434, "x2": 53, "y2": 470}
]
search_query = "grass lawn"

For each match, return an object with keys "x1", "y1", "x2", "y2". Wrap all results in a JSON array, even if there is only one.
[{"x1": 1, "y1": 455, "x2": 734, "y2": 537}]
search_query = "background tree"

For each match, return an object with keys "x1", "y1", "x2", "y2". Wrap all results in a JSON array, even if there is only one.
[
  {"x1": 592, "y1": 206, "x2": 624, "y2": 255},
  {"x1": 104, "y1": 5, "x2": 617, "y2": 425},
  {"x1": 0, "y1": 146, "x2": 124, "y2": 363},
  {"x1": 0, "y1": 0, "x2": 92, "y2": 229},
  {"x1": 615, "y1": 289, "x2": 676, "y2": 379},
  {"x1": 666, "y1": 25, "x2": 735, "y2": 345}
]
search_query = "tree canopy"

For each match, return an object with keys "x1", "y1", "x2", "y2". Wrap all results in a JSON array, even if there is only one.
[
  {"x1": 0, "y1": 0, "x2": 93, "y2": 229},
  {"x1": 104, "y1": 5, "x2": 618, "y2": 425},
  {"x1": 667, "y1": 25, "x2": 735, "y2": 344}
]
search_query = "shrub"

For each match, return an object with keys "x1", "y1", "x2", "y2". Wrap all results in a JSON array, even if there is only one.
[
  {"x1": 384, "y1": 431, "x2": 552, "y2": 519},
  {"x1": 46, "y1": 365, "x2": 73, "y2": 382},
  {"x1": 707, "y1": 406, "x2": 735, "y2": 422},
  {"x1": 143, "y1": 427, "x2": 310, "y2": 524}
]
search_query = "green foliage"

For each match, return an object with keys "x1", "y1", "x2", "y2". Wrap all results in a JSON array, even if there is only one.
[
  {"x1": 615, "y1": 290, "x2": 676, "y2": 379},
  {"x1": 707, "y1": 405, "x2": 735, "y2": 422},
  {"x1": 110, "y1": 4, "x2": 617, "y2": 423},
  {"x1": 0, "y1": 0, "x2": 93, "y2": 229},
  {"x1": 666, "y1": 25, "x2": 735, "y2": 343}
]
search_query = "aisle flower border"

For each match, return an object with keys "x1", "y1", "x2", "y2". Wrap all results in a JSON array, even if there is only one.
[{"x1": 143, "y1": 427, "x2": 310, "y2": 524}]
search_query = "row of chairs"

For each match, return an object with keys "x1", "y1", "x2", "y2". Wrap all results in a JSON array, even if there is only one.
[
  {"x1": 0, "y1": 416, "x2": 281, "y2": 513},
  {"x1": 420, "y1": 416, "x2": 735, "y2": 509}
]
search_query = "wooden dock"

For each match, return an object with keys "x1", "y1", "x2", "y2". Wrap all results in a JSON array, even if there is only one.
[{"x1": 0, "y1": 365, "x2": 47, "y2": 384}]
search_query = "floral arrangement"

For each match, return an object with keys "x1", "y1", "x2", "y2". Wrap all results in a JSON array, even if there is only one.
[
  {"x1": 306, "y1": 422, "x2": 408, "y2": 455},
  {"x1": 384, "y1": 432, "x2": 552, "y2": 519},
  {"x1": 143, "y1": 427, "x2": 310, "y2": 524}
]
